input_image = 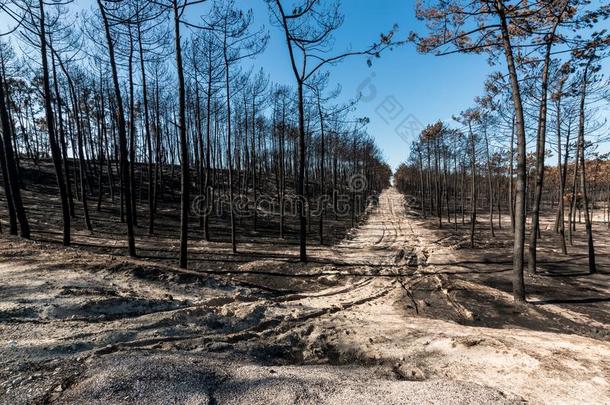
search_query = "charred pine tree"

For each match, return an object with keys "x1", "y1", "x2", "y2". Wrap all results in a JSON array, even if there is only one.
[
  {"x1": 97, "y1": 0, "x2": 136, "y2": 256},
  {"x1": 38, "y1": 0, "x2": 71, "y2": 245}
]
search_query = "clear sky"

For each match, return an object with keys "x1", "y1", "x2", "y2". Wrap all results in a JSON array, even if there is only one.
[
  {"x1": 243, "y1": 1, "x2": 609, "y2": 170},
  {"x1": 243, "y1": 0, "x2": 493, "y2": 171}
]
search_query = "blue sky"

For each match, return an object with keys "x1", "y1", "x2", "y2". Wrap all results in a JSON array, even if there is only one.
[
  {"x1": 243, "y1": 0, "x2": 609, "y2": 169},
  {"x1": 242, "y1": 0, "x2": 492, "y2": 170}
]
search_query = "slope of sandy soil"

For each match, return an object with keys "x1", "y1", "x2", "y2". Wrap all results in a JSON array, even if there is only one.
[{"x1": 1, "y1": 188, "x2": 608, "y2": 404}]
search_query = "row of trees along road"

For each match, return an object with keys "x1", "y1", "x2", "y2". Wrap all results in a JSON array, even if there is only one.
[
  {"x1": 0, "y1": 0, "x2": 393, "y2": 268},
  {"x1": 400, "y1": 0, "x2": 609, "y2": 303}
]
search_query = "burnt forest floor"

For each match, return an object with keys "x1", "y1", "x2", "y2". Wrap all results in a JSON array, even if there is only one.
[{"x1": 0, "y1": 161, "x2": 608, "y2": 404}]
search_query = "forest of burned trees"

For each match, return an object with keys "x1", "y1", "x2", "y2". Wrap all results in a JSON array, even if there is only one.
[
  {"x1": 0, "y1": 0, "x2": 608, "y2": 306},
  {"x1": 0, "y1": 0, "x2": 392, "y2": 268},
  {"x1": 398, "y1": 1, "x2": 609, "y2": 302}
]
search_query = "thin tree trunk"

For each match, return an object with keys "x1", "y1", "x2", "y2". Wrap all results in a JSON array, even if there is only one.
[
  {"x1": 98, "y1": 0, "x2": 136, "y2": 256},
  {"x1": 39, "y1": 0, "x2": 70, "y2": 245},
  {"x1": 50, "y1": 49, "x2": 75, "y2": 219},
  {"x1": 484, "y1": 126, "x2": 495, "y2": 237},
  {"x1": 469, "y1": 122, "x2": 476, "y2": 248},
  {"x1": 137, "y1": 23, "x2": 154, "y2": 236},
  {"x1": 528, "y1": 21, "x2": 560, "y2": 274},
  {"x1": 577, "y1": 61, "x2": 596, "y2": 274},
  {"x1": 497, "y1": 3, "x2": 526, "y2": 302},
  {"x1": 203, "y1": 55, "x2": 213, "y2": 241},
  {"x1": 0, "y1": 62, "x2": 19, "y2": 236},
  {"x1": 127, "y1": 27, "x2": 138, "y2": 228},
  {"x1": 317, "y1": 95, "x2": 325, "y2": 244},
  {"x1": 556, "y1": 83, "x2": 568, "y2": 255},
  {"x1": 297, "y1": 81, "x2": 307, "y2": 261},
  {"x1": 174, "y1": 0, "x2": 189, "y2": 268},
  {"x1": 223, "y1": 31, "x2": 237, "y2": 254},
  {"x1": 0, "y1": 123, "x2": 17, "y2": 235},
  {"x1": 74, "y1": 89, "x2": 93, "y2": 232}
]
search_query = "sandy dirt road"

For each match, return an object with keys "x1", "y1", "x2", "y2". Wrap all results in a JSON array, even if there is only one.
[{"x1": 1, "y1": 188, "x2": 608, "y2": 404}]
